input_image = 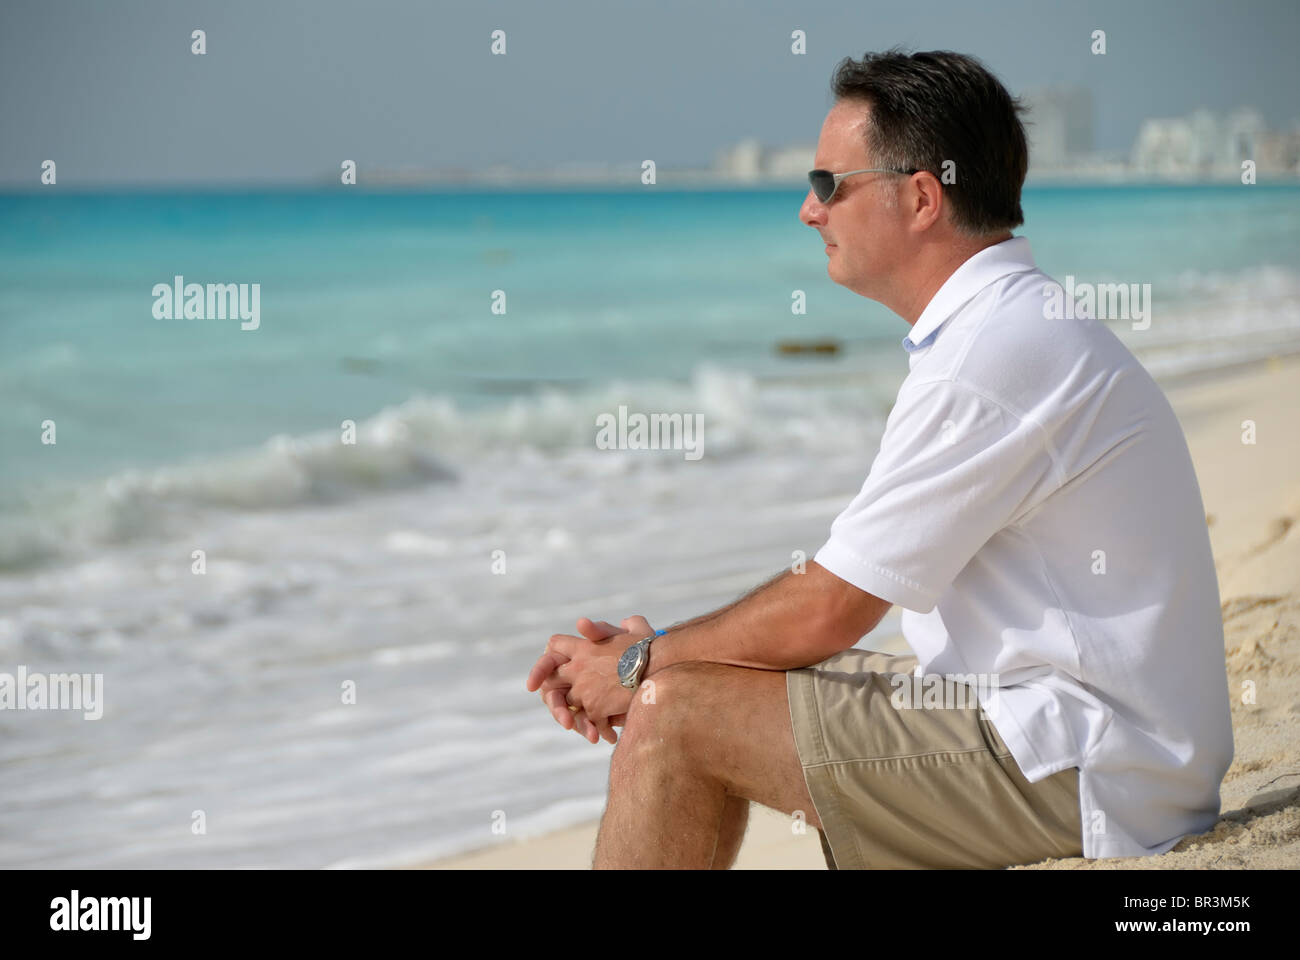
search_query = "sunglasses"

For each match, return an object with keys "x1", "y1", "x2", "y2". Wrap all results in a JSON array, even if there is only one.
[{"x1": 808, "y1": 167, "x2": 919, "y2": 204}]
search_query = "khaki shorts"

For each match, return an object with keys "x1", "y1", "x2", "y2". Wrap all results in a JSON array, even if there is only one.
[{"x1": 786, "y1": 648, "x2": 1083, "y2": 869}]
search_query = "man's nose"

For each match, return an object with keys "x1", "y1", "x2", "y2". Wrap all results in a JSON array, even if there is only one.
[{"x1": 800, "y1": 190, "x2": 826, "y2": 226}]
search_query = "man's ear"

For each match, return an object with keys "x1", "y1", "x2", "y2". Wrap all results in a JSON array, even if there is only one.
[{"x1": 907, "y1": 171, "x2": 945, "y2": 230}]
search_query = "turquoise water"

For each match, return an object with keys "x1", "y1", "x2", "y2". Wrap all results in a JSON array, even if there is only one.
[
  {"x1": 2, "y1": 184, "x2": 1298, "y2": 493},
  {"x1": 2, "y1": 183, "x2": 1299, "y2": 868}
]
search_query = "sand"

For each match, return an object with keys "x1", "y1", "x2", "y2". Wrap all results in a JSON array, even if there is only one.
[{"x1": 426, "y1": 353, "x2": 1300, "y2": 869}]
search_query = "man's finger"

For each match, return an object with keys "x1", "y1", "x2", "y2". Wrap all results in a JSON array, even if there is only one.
[
  {"x1": 545, "y1": 633, "x2": 581, "y2": 660},
  {"x1": 553, "y1": 659, "x2": 573, "y2": 685},
  {"x1": 543, "y1": 687, "x2": 575, "y2": 730},
  {"x1": 543, "y1": 692, "x2": 576, "y2": 724},
  {"x1": 620, "y1": 615, "x2": 654, "y2": 637},
  {"x1": 593, "y1": 715, "x2": 618, "y2": 744},
  {"x1": 537, "y1": 671, "x2": 569, "y2": 698},
  {"x1": 525, "y1": 649, "x2": 569, "y2": 692},
  {"x1": 576, "y1": 618, "x2": 624, "y2": 642},
  {"x1": 545, "y1": 688, "x2": 574, "y2": 729}
]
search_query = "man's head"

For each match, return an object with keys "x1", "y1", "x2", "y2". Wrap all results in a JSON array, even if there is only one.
[{"x1": 799, "y1": 49, "x2": 1029, "y2": 320}]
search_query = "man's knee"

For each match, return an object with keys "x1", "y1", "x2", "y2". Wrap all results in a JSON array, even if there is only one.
[{"x1": 619, "y1": 662, "x2": 726, "y2": 756}]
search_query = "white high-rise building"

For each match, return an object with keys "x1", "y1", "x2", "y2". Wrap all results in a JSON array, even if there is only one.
[
  {"x1": 715, "y1": 138, "x2": 762, "y2": 181},
  {"x1": 764, "y1": 143, "x2": 815, "y2": 179},
  {"x1": 1223, "y1": 108, "x2": 1266, "y2": 166},
  {"x1": 1132, "y1": 117, "x2": 1196, "y2": 175},
  {"x1": 1022, "y1": 88, "x2": 1094, "y2": 171},
  {"x1": 1133, "y1": 108, "x2": 1270, "y2": 176}
]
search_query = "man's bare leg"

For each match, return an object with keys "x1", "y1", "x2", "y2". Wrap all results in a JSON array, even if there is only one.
[
  {"x1": 710, "y1": 796, "x2": 751, "y2": 870},
  {"x1": 593, "y1": 662, "x2": 823, "y2": 869}
]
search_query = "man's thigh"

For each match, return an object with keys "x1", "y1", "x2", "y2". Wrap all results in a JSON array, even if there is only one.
[
  {"x1": 626, "y1": 660, "x2": 823, "y2": 831},
  {"x1": 787, "y1": 647, "x2": 1084, "y2": 869}
]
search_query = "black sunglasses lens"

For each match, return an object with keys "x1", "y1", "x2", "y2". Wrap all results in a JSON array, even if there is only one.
[{"x1": 809, "y1": 171, "x2": 833, "y2": 202}]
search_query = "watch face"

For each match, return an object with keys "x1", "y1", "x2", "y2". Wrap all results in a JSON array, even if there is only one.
[{"x1": 618, "y1": 644, "x2": 641, "y2": 682}]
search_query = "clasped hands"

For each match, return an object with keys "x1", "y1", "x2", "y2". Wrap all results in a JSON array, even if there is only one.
[{"x1": 524, "y1": 615, "x2": 657, "y2": 745}]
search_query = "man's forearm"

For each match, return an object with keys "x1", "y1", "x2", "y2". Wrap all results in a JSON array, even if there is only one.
[
  {"x1": 646, "y1": 563, "x2": 871, "y2": 678},
  {"x1": 659, "y1": 569, "x2": 786, "y2": 634}
]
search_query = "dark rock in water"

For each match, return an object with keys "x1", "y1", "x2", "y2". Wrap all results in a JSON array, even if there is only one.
[
  {"x1": 776, "y1": 339, "x2": 841, "y2": 355},
  {"x1": 341, "y1": 356, "x2": 382, "y2": 374}
]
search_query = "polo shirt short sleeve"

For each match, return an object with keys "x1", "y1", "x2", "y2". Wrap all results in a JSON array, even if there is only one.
[
  {"x1": 814, "y1": 377, "x2": 1059, "y2": 614},
  {"x1": 807, "y1": 236, "x2": 1234, "y2": 861}
]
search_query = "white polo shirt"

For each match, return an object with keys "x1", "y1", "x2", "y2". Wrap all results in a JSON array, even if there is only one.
[{"x1": 814, "y1": 236, "x2": 1234, "y2": 860}]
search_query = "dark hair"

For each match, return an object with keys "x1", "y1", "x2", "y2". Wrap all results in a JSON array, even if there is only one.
[{"x1": 830, "y1": 48, "x2": 1028, "y2": 234}]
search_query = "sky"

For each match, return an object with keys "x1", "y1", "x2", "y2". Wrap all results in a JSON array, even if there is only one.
[{"x1": 1, "y1": 0, "x2": 1297, "y2": 185}]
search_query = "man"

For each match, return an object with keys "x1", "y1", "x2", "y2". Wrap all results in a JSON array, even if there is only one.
[{"x1": 525, "y1": 49, "x2": 1234, "y2": 869}]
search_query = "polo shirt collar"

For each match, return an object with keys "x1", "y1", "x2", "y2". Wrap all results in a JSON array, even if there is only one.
[{"x1": 901, "y1": 235, "x2": 1037, "y2": 352}]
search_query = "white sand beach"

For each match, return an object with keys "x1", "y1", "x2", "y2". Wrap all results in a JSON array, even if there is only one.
[{"x1": 425, "y1": 353, "x2": 1300, "y2": 870}]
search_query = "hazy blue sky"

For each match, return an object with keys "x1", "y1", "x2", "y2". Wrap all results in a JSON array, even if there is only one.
[{"x1": 2, "y1": 0, "x2": 1297, "y2": 185}]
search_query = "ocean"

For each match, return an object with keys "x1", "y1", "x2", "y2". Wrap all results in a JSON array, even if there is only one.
[{"x1": 2, "y1": 184, "x2": 1299, "y2": 866}]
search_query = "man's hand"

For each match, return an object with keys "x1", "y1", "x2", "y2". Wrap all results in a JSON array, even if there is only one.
[
  {"x1": 531, "y1": 617, "x2": 624, "y2": 743},
  {"x1": 525, "y1": 616, "x2": 655, "y2": 744},
  {"x1": 526, "y1": 617, "x2": 626, "y2": 744},
  {"x1": 552, "y1": 615, "x2": 652, "y2": 733}
]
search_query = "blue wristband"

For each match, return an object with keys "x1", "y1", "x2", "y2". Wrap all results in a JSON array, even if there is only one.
[{"x1": 654, "y1": 629, "x2": 666, "y2": 636}]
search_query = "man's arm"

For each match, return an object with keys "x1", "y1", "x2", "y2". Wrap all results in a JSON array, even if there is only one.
[{"x1": 644, "y1": 560, "x2": 892, "y2": 679}]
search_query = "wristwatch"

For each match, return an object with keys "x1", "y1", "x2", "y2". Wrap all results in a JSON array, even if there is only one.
[{"x1": 617, "y1": 629, "x2": 665, "y2": 689}]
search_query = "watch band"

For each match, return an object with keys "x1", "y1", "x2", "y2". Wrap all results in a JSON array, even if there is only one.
[
  {"x1": 635, "y1": 628, "x2": 667, "y2": 685},
  {"x1": 621, "y1": 629, "x2": 667, "y2": 689}
]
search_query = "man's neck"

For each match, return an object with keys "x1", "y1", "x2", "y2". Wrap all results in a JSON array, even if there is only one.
[{"x1": 894, "y1": 231, "x2": 1012, "y2": 327}]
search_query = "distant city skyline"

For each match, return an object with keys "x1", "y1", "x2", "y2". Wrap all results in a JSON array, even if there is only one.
[
  {"x1": 2, "y1": 0, "x2": 1298, "y2": 186},
  {"x1": 356, "y1": 99, "x2": 1300, "y2": 187}
]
